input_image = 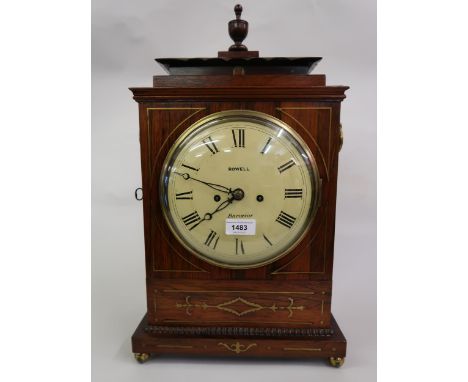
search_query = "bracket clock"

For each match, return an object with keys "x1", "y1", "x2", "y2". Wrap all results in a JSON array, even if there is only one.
[{"x1": 129, "y1": 5, "x2": 349, "y2": 367}]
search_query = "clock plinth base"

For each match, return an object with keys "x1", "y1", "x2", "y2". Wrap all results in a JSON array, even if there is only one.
[{"x1": 131, "y1": 314, "x2": 346, "y2": 366}]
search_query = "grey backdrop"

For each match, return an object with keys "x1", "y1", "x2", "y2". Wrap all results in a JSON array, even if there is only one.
[{"x1": 92, "y1": 0, "x2": 376, "y2": 381}]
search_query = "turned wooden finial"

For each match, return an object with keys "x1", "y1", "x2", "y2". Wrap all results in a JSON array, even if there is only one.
[
  {"x1": 218, "y1": 4, "x2": 259, "y2": 58},
  {"x1": 228, "y1": 4, "x2": 248, "y2": 51}
]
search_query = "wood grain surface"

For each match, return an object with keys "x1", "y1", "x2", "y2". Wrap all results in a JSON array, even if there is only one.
[{"x1": 130, "y1": 71, "x2": 348, "y2": 359}]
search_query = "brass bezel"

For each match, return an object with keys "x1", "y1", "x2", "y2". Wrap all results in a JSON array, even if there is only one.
[{"x1": 159, "y1": 110, "x2": 321, "y2": 269}]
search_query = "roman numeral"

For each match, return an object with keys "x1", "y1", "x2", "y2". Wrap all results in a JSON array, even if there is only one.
[
  {"x1": 175, "y1": 191, "x2": 193, "y2": 200},
  {"x1": 263, "y1": 234, "x2": 273, "y2": 246},
  {"x1": 235, "y1": 238, "x2": 245, "y2": 255},
  {"x1": 181, "y1": 164, "x2": 199, "y2": 172},
  {"x1": 276, "y1": 211, "x2": 296, "y2": 229},
  {"x1": 181, "y1": 211, "x2": 201, "y2": 229},
  {"x1": 260, "y1": 137, "x2": 272, "y2": 154},
  {"x1": 232, "y1": 129, "x2": 245, "y2": 148},
  {"x1": 202, "y1": 136, "x2": 219, "y2": 154},
  {"x1": 284, "y1": 188, "x2": 303, "y2": 199},
  {"x1": 278, "y1": 159, "x2": 295, "y2": 173},
  {"x1": 204, "y1": 230, "x2": 219, "y2": 249}
]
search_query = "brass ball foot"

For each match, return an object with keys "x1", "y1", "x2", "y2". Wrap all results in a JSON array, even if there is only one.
[
  {"x1": 328, "y1": 356, "x2": 345, "y2": 368},
  {"x1": 134, "y1": 352, "x2": 150, "y2": 363}
]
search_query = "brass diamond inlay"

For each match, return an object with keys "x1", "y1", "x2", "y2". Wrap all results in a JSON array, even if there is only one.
[{"x1": 176, "y1": 296, "x2": 304, "y2": 318}]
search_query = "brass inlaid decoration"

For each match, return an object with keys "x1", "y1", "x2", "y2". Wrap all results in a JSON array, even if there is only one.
[
  {"x1": 163, "y1": 289, "x2": 316, "y2": 295},
  {"x1": 176, "y1": 296, "x2": 304, "y2": 318},
  {"x1": 284, "y1": 347, "x2": 322, "y2": 352},
  {"x1": 156, "y1": 344, "x2": 193, "y2": 349},
  {"x1": 218, "y1": 342, "x2": 257, "y2": 354}
]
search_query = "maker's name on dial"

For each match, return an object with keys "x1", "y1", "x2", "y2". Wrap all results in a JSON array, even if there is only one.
[
  {"x1": 227, "y1": 213, "x2": 253, "y2": 218},
  {"x1": 228, "y1": 167, "x2": 250, "y2": 171}
]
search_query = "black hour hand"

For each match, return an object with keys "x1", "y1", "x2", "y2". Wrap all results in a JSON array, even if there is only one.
[{"x1": 189, "y1": 195, "x2": 234, "y2": 231}]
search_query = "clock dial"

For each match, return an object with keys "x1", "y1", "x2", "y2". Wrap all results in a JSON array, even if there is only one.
[{"x1": 160, "y1": 110, "x2": 320, "y2": 268}]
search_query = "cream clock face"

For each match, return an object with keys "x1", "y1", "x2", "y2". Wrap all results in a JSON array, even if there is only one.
[{"x1": 160, "y1": 110, "x2": 320, "y2": 268}]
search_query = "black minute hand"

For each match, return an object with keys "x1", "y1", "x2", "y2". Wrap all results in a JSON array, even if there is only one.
[{"x1": 175, "y1": 172, "x2": 231, "y2": 194}]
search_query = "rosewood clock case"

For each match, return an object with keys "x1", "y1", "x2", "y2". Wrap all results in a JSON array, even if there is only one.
[{"x1": 130, "y1": 55, "x2": 348, "y2": 364}]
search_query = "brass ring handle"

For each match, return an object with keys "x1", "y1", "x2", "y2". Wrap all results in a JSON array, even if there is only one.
[
  {"x1": 134, "y1": 187, "x2": 143, "y2": 201},
  {"x1": 339, "y1": 123, "x2": 344, "y2": 152}
]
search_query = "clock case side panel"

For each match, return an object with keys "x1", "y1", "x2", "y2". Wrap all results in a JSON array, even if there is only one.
[{"x1": 137, "y1": 103, "x2": 152, "y2": 277}]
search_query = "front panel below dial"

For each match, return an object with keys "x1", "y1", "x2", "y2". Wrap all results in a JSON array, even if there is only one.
[{"x1": 148, "y1": 280, "x2": 332, "y2": 328}]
